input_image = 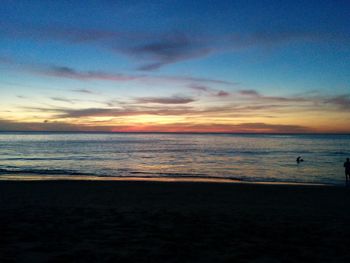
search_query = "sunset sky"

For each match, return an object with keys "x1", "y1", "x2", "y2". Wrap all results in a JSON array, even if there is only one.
[{"x1": 1, "y1": 0, "x2": 349, "y2": 133}]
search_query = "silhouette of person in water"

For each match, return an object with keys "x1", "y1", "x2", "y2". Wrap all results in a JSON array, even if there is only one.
[
  {"x1": 296, "y1": 156, "x2": 304, "y2": 164},
  {"x1": 344, "y1": 158, "x2": 350, "y2": 186}
]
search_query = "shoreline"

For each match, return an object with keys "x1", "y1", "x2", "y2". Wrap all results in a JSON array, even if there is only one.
[{"x1": 0, "y1": 173, "x2": 335, "y2": 187}]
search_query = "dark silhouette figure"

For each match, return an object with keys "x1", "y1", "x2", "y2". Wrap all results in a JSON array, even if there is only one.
[
  {"x1": 344, "y1": 158, "x2": 350, "y2": 186},
  {"x1": 296, "y1": 156, "x2": 304, "y2": 164}
]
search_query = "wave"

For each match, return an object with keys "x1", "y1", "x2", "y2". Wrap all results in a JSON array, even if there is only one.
[
  {"x1": 0, "y1": 167, "x2": 338, "y2": 186},
  {"x1": 130, "y1": 171, "x2": 212, "y2": 178},
  {"x1": 0, "y1": 168, "x2": 90, "y2": 176},
  {"x1": 0, "y1": 167, "x2": 242, "y2": 182},
  {"x1": 128, "y1": 171, "x2": 332, "y2": 185},
  {"x1": 0, "y1": 156, "x2": 115, "y2": 161}
]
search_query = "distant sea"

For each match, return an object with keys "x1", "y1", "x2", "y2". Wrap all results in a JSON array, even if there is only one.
[{"x1": 0, "y1": 132, "x2": 349, "y2": 185}]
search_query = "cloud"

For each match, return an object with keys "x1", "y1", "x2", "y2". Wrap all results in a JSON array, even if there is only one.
[
  {"x1": 0, "y1": 119, "x2": 110, "y2": 132},
  {"x1": 190, "y1": 85, "x2": 231, "y2": 97},
  {"x1": 125, "y1": 33, "x2": 212, "y2": 70},
  {"x1": 0, "y1": 58, "x2": 136, "y2": 82},
  {"x1": 239, "y1": 89, "x2": 260, "y2": 96},
  {"x1": 0, "y1": 118, "x2": 312, "y2": 133},
  {"x1": 190, "y1": 85, "x2": 210, "y2": 92},
  {"x1": 125, "y1": 30, "x2": 350, "y2": 70},
  {"x1": 238, "y1": 89, "x2": 307, "y2": 103},
  {"x1": 35, "y1": 65, "x2": 137, "y2": 81},
  {"x1": 72, "y1": 89, "x2": 95, "y2": 94},
  {"x1": 33, "y1": 106, "x2": 195, "y2": 118},
  {"x1": 16, "y1": 95, "x2": 27, "y2": 99},
  {"x1": 21, "y1": 88, "x2": 345, "y2": 122},
  {"x1": 23, "y1": 101, "x2": 288, "y2": 119},
  {"x1": 324, "y1": 95, "x2": 350, "y2": 110},
  {"x1": 163, "y1": 76, "x2": 235, "y2": 86},
  {"x1": 135, "y1": 95, "x2": 195, "y2": 104},
  {"x1": 230, "y1": 122, "x2": 311, "y2": 133},
  {"x1": 2, "y1": 23, "x2": 213, "y2": 70},
  {"x1": 109, "y1": 122, "x2": 313, "y2": 133},
  {"x1": 58, "y1": 108, "x2": 117, "y2": 118},
  {"x1": 0, "y1": 58, "x2": 234, "y2": 86},
  {"x1": 50, "y1": 97, "x2": 75, "y2": 104},
  {"x1": 216, "y1": 90, "x2": 230, "y2": 97},
  {"x1": 3, "y1": 22, "x2": 348, "y2": 70}
]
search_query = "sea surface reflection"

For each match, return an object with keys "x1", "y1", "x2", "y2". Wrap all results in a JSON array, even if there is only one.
[{"x1": 0, "y1": 133, "x2": 349, "y2": 185}]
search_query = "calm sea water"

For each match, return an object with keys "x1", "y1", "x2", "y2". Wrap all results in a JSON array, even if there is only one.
[{"x1": 0, "y1": 132, "x2": 349, "y2": 185}]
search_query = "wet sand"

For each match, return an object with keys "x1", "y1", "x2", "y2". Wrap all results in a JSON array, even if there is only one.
[{"x1": 1, "y1": 180, "x2": 350, "y2": 262}]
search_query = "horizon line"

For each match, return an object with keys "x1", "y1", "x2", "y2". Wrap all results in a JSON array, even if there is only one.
[{"x1": 0, "y1": 131, "x2": 349, "y2": 135}]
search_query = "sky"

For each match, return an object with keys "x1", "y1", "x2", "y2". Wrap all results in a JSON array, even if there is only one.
[{"x1": 0, "y1": 0, "x2": 350, "y2": 133}]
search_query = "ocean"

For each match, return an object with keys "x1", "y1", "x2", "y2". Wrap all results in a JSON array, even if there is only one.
[{"x1": 0, "y1": 132, "x2": 349, "y2": 185}]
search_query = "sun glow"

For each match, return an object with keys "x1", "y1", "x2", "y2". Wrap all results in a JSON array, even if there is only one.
[{"x1": 0, "y1": 1, "x2": 349, "y2": 133}]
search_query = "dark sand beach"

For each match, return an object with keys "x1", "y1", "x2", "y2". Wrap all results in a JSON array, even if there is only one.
[{"x1": 1, "y1": 180, "x2": 350, "y2": 262}]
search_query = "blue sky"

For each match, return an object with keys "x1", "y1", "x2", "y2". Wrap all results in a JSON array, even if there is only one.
[{"x1": 0, "y1": 0, "x2": 350, "y2": 132}]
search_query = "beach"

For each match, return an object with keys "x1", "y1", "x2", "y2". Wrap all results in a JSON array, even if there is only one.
[
  {"x1": 1, "y1": 180, "x2": 350, "y2": 262},
  {"x1": 2, "y1": 0, "x2": 350, "y2": 262}
]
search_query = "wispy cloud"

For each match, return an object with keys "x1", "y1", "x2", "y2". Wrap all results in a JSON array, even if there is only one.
[
  {"x1": 50, "y1": 97, "x2": 75, "y2": 104},
  {"x1": 135, "y1": 95, "x2": 195, "y2": 104},
  {"x1": 2, "y1": 22, "x2": 348, "y2": 70},
  {"x1": 24, "y1": 105, "x2": 196, "y2": 119},
  {"x1": 238, "y1": 89, "x2": 307, "y2": 102},
  {"x1": 0, "y1": 118, "x2": 312, "y2": 133},
  {"x1": 163, "y1": 76, "x2": 235, "y2": 86},
  {"x1": 239, "y1": 89, "x2": 260, "y2": 96},
  {"x1": 112, "y1": 122, "x2": 313, "y2": 133},
  {"x1": 10, "y1": 88, "x2": 350, "y2": 132},
  {"x1": 216, "y1": 90, "x2": 230, "y2": 97},
  {"x1": 22, "y1": 101, "x2": 293, "y2": 119},
  {"x1": 71, "y1": 89, "x2": 96, "y2": 94},
  {"x1": 0, "y1": 58, "x2": 235, "y2": 86},
  {"x1": 0, "y1": 58, "x2": 138, "y2": 82},
  {"x1": 125, "y1": 33, "x2": 212, "y2": 70},
  {"x1": 324, "y1": 95, "x2": 350, "y2": 110},
  {"x1": 190, "y1": 85, "x2": 231, "y2": 97},
  {"x1": 190, "y1": 85, "x2": 209, "y2": 92},
  {"x1": 34, "y1": 65, "x2": 137, "y2": 81},
  {"x1": 0, "y1": 118, "x2": 110, "y2": 132},
  {"x1": 21, "y1": 88, "x2": 349, "y2": 121},
  {"x1": 16, "y1": 95, "x2": 27, "y2": 99},
  {"x1": 226, "y1": 122, "x2": 312, "y2": 133}
]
